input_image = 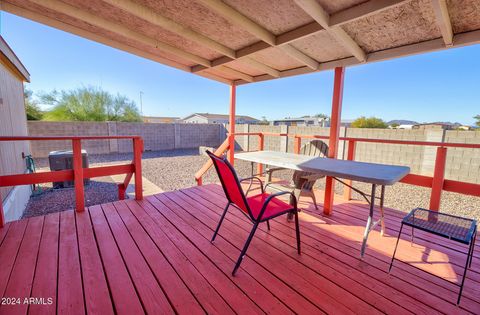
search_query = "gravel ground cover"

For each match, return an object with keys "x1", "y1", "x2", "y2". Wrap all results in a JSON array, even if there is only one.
[{"x1": 28, "y1": 149, "x2": 480, "y2": 221}]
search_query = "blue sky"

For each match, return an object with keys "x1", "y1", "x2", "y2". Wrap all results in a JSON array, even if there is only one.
[{"x1": 2, "y1": 12, "x2": 480, "y2": 124}]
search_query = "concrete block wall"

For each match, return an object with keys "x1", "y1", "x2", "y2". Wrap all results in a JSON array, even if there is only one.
[
  {"x1": 28, "y1": 121, "x2": 224, "y2": 157},
  {"x1": 239, "y1": 125, "x2": 480, "y2": 184},
  {"x1": 444, "y1": 130, "x2": 480, "y2": 183}
]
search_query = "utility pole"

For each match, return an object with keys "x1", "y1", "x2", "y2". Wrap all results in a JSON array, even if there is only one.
[{"x1": 139, "y1": 91, "x2": 144, "y2": 115}]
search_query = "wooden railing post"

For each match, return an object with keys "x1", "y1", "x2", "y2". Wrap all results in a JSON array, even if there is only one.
[
  {"x1": 133, "y1": 138, "x2": 143, "y2": 200},
  {"x1": 343, "y1": 140, "x2": 356, "y2": 200},
  {"x1": 72, "y1": 139, "x2": 85, "y2": 212},
  {"x1": 294, "y1": 136, "x2": 301, "y2": 154},
  {"x1": 257, "y1": 133, "x2": 265, "y2": 174},
  {"x1": 429, "y1": 147, "x2": 447, "y2": 211}
]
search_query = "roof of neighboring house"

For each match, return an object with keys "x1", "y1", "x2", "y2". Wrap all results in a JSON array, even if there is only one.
[
  {"x1": 142, "y1": 116, "x2": 179, "y2": 120},
  {"x1": 4, "y1": 1, "x2": 479, "y2": 85},
  {"x1": 0, "y1": 36, "x2": 30, "y2": 82},
  {"x1": 181, "y1": 113, "x2": 259, "y2": 121}
]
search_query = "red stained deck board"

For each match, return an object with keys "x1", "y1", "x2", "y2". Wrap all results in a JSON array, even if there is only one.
[
  {"x1": 89, "y1": 205, "x2": 144, "y2": 315},
  {"x1": 100, "y1": 203, "x2": 174, "y2": 314},
  {"x1": 29, "y1": 213, "x2": 59, "y2": 315},
  {"x1": 112, "y1": 200, "x2": 204, "y2": 315},
  {"x1": 192, "y1": 185, "x2": 458, "y2": 314},
  {"x1": 155, "y1": 192, "x2": 361, "y2": 315},
  {"x1": 0, "y1": 184, "x2": 478, "y2": 315},
  {"x1": 150, "y1": 193, "x2": 298, "y2": 315},
  {"x1": 57, "y1": 210, "x2": 85, "y2": 315},
  {"x1": 206, "y1": 183, "x2": 480, "y2": 314},
  {"x1": 154, "y1": 192, "x2": 324, "y2": 314},
  {"x1": 0, "y1": 220, "x2": 28, "y2": 299},
  {"x1": 76, "y1": 210, "x2": 114, "y2": 315},
  {"x1": 0, "y1": 216, "x2": 43, "y2": 315},
  {"x1": 142, "y1": 196, "x2": 263, "y2": 315},
  {"x1": 127, "y1": 199, "x2": 236, "y2": 315}
]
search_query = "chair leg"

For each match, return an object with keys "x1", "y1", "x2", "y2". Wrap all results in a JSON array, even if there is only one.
[
  {"x1": 389, "y1": 223, "x2": 404, "y2": 272},
  {"x1": 266, "y1": 220, "x2": 271, "y2": 231},
  {"x1": 294, "y1": 210, "x2": 301, "y2": 254},
  {"x1": 232, "y1": 222, "x2": 259, "y2": 276},
  {"x1": 309, "y1": 190, "x2": 318, "y2": 210},
  {"x1": 211, "y1": 203, "x2": 229, "y2": 242}
]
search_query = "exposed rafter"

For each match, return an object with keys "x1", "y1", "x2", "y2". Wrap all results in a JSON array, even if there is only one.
[
  {"x1": 197, "y1": 0, "x2": 319, "y2": 70},
  {"x1": 191, "y1": 0, "x2": 407, "y2": 73},
  {"x1": 18, "y1": 0, "x2": 258, "y2": 83},
  {"x1": 242, "y1": 58, "x2": 280, "y2": 78},
  {"x1": 329, "y1": 0, "x2": 407, "y2": 26},
  {"x1": 293, "y1": 0, "x2": 367, "y2": 62},
  {"x1": 431, "y1": 0, "x2": 453, "y2": 46},
  {"x1": 235, "y1": 29, "x2": 480, "y2": 85},
  {"x1": 216, "y1": 65, "x2": 254, "y2": 82},
  {"x1": 101, "y1": 0, "x2": 283, "y2": 77},
  {"x1": 27, "y1": 0, "x2": 212, "y2": 67}
]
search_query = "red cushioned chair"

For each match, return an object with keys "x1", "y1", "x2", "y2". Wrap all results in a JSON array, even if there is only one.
[{"x1": 206, "y1": 150, "x2": 301, "y2": 275}]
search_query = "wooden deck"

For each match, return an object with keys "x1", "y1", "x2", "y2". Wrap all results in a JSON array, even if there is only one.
[{"x1": 0, "y1": 183, "x2": 479, "y2": 314}]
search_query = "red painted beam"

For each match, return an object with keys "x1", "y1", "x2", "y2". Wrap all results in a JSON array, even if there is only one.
[
  {"x1": 400, "y1": 174, "x2": 433, "y2": 188},
  {"x1": 0, "y1": 136, "x2": 141, "y2": 141},
  {"x1": 0, "y1": 170, "x2": 73, "y2": 187},
  {"x1": 429, "y1": 147, "x2": 447, "y2": 211},
  {"x1": 324, "y1": 67, "x2": 345, "y2": 215}
]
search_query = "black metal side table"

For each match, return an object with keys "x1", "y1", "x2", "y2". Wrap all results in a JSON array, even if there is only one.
[{"x1": 389, "y1": 208, "x2": 477, "y2": 305}]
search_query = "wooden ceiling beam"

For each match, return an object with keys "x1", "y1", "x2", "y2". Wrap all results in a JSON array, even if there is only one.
[
  {"x1": 329, "y1": 0, "x2": 408, "y2": 26},
  {"x1": 2, "y1": 2, "x2": 236, "y2": 84},
  {"x1": 431, "y1": 0, "x2": 453, "y2": 47},
  {"x1": 216, "y1": 65, "x2": 254, "y2": 82},
  {"x1": 22, "y1": 0, "x2": 254, "y2": 81},
  {"x1": 293, "y1": 0, "x2": 366, "y2": 62},
  {"x1": 27, "y1": 0, "x2": 212, "y2": 67},
  {"x1": 242, "y1": 57, "x2": 280, "y2": 77},
  {"x1": 198, "y1": 0, "x2": 319, "y2": 70},
  {"x1": 102, "y1": 0, "x2": 283, "y2": 77},
  {"x1": 192, "y1": 1, "x2": 405, "y2": 73},
  {"x1": 235, "y1": 29, "x2": 480, "y2": 85}
]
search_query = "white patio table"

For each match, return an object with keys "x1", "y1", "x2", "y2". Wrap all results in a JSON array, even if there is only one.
[{"x1": 235, "y1": 150, "x2": 410, "y2": 257}]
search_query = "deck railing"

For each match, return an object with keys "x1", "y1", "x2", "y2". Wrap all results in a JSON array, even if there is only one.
[
  {"x1": 0, "y1": 136, "x2": 144, "y2": 227},
  {"x1": 195, "y1": 132, "x2": 480, "y2": 212}
]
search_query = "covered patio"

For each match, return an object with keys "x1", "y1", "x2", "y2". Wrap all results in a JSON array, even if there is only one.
[{"x1": 1, "y1": 0, "x2": 480, "y2": 313}]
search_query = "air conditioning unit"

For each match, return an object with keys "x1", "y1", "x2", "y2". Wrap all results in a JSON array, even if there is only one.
[{"x1": 48, "y1": 150, "x2": 90, "y2": 188}]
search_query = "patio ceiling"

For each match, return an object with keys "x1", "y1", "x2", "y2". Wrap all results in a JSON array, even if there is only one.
[{"x1": 2, "y1": 0, "x2": 480, "y2": 85}]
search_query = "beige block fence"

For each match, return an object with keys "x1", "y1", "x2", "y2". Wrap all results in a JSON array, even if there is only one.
[{"x1": 27, "y1": 122, "x2": 480, "y2": 184}]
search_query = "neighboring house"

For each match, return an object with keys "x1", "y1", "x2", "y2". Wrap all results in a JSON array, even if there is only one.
[
  {"x1": 412, "y1": 122, "x2": 459, "y2": 130},
  {"x1": 142, "y1": 116, "x2": 179, "y2": 123},
  {"x1": 180, "y1": 113, "x2": 259, "y2": 124},
  {"x1": 389, "y1": 124, "x2": 415, "y2": 129},
  {"x1": 271, "y1": 116, "x2": 328, "y2": 126},
  {"x1": 0, "y1": 36, "x2": 32, "y2": 222}
]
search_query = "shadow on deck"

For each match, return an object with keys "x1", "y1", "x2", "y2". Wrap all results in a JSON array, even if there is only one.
[{"x1": 0, "y1": 183, "x2": 479, "y2": 314}]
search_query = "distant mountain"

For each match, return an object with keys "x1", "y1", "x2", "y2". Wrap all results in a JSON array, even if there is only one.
[{"x1": 387, "y1": 120, "x2": 418, "y2": 125}]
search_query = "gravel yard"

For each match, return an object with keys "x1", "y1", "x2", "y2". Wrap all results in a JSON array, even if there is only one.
[{"x1": 26, "y1": 149, "x2": 480, "y2": 221}]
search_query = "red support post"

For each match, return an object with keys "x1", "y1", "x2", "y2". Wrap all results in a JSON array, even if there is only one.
[
  {"x1": 72, "y1": 139, "x2": 85, "y2": 212},
  {"x1": 343, "y1": 140, "x2": 356, "y2": 201},
  {"x1": 257, "y1": 133, "x2": 264, "y2": 174},
  {"x1": 228, "y1": 84, "x2": 237, "y2": 165},
  {"x1": 324, "y1": 67, "x2": 345, "y2": 215},
  {"x1": 429, "y1": 147, "x2": 447, "y2": 211},
  {"x1": 228, "y1": 84, "x2": 236, "y2": 165},
  {"x1": 133, "y1": 138, "x2": 143, "y2": 200},
  {"x1": 294, "y1": 136, "x2": 301, "y2": 154}
]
